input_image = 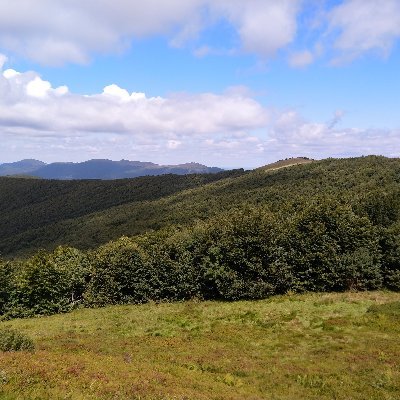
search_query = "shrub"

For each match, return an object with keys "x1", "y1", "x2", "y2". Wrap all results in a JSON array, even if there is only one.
[
  {"x1": 138, "y1": 228, "x2": 203, "y2": 301},
  {"x1": 0, "y1": 327, "x2": 34, "y2": 352}
]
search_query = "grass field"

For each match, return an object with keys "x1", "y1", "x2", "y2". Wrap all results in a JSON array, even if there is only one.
[{"x1": 1, "y1": 291, "x2": 400, "y2": 400}]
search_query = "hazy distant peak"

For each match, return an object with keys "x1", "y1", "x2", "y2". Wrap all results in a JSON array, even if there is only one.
[
  {"x1": 0, "y1": 159, "x2": 223, "y2": 180},
  {"x1": 0, "y1": 159, "x2": 47, "y2": 176}
]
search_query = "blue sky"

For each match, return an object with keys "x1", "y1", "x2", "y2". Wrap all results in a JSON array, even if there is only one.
[{"x1": 0, "y1": 0, "x2": 399, "y2": 168}]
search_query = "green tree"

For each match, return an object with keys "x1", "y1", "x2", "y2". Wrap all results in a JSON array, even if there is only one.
[
  {"x1": 9, "y1": 251, "x2": 70, "y2": 317},
  {"x1": 281, "y1": 199, "x2": 382, "y2": 292},
  {"x1": 84, "y1": 237, "x2": 150, "y2": 306},
  {"x1": 0, "y1": 260, "x2": 17, "y2": 316},
  {"x1": 380, "y1": 222, "x2": 400, "y2": 290}
]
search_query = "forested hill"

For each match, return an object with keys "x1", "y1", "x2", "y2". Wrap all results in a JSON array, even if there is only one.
[
  {"x1": 1, "y1": 155, "x2": 399, "y2": 257},
  {"x1": 0, "y1": 169, "x2": 245, "y2": 257}
]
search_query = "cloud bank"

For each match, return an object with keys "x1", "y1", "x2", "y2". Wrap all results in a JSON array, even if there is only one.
[
  {"x1": 0, "y1": 62, "x2": 398, "y2": 167},
  {"x1": 0, "y1": 0, "x2": 300, "y2": 65}
]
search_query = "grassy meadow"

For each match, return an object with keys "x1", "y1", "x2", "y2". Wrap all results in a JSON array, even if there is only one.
[{"x1": 1, "y1": 291, "x2": 399, "y2": 400}]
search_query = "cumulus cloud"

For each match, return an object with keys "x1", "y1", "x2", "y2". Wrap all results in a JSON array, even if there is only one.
[
  {"x1": 328, "y1": 0, "x2": 400, "y2": 61},
  {"x1": 0, "y1": 65, "x2": 268, "y2": 155},
  {"x1": 0, "y1": 0, "x2": 301, "y2": 65}
]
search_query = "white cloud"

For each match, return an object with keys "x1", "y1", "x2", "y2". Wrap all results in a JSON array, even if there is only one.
[
  {"x1": 213, "y1": 0, "x2": 300, "y2": 57},
  {"x1": 2, "y1": 2, "x2": 400, "y2": 67},
  {"x1": 167, "y1": 140, "x2": 182, "y2": 149},
  {"x1": 0, "y1": 66, "x2": 268, "y2": 142},
  {"x1": 3, "y1": 69, "x2": 20, "y2": 79},
  {"x1": 103, "y1": 84, "x2": 131, "y2": 101},
  {"x1": 288, "y1": 50, "x2": 314, "y2": 68},
  {"x1": 25, "y1": 76, "x2": 52, "y2": 98},
  {"x1": 328, "y1": 0, "x2": 400, "y2": 61},
  {"x1": 103, "y1": 85, "x2": 146, "y2": 103},
  {"x1": 0, "y1": 0, "x2": 300, "y2": 65},
  {"x1": 0, "y1": 65, "x2": 399, "y2": 167},
  {"x1": 265, "y1": 109, "x2": 400, "y2": 160}
]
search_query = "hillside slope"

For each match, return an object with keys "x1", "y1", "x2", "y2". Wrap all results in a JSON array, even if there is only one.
[
  {"x1": 1, "y1": 156, "x2": 399, "y2": 257},
  {"x1": 0, "y1": 169, "x2": 245, "y2": 256},
  {"x1": 256, "y1": 156, "x2": 314, "y2": 171}
]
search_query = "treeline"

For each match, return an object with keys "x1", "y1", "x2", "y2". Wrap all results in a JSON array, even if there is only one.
[{"x1": 1, "y1": 196, "x2": 399, "y2": 319}]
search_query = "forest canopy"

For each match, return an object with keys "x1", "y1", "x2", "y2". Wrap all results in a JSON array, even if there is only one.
[{"x1": 0, "y1": 156, "x2": 399, "y2": 319}]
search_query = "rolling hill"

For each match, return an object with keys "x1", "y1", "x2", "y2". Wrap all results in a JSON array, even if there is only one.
[
  {"x1": 0, "y1": 169, "x2": 245, "y2": 257},
  {"x1": 0, "y1": 155, "x2": 399, "y2": 258}
]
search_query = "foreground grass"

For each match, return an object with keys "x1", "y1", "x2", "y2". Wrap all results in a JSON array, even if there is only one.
[{"x1": 0, "y1": 292, "x2": 400, "y2": 400}]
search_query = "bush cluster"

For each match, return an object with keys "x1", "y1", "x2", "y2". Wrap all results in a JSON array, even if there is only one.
[
  {"x1": 0, "y1": 328, "x2": 35, "y2": 351},
  {"x1": 1, "y1": 196, "x2": 399, "y2": 320}
]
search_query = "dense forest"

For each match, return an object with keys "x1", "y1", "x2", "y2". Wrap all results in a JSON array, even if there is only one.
[
  {"x1": 0, "y1": 156, "x2": 399, "y2": 319},
  {"x1": 0, "y1": 169, "x2": 245, "y2": 256}
]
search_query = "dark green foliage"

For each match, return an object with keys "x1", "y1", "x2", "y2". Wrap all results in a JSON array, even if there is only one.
[
  {"x1": 356, "y1": 188, "x2": 400, "y2": 227},
  {"x1": 1, "y1": 156, "x2": 400, "y2": 258},
  {"x1": 8, "y1": 251, "x2": 69, "y2": 317},
  {"x1": 5, "y1": 247, "x2": 89, "y2": 318},
  {"x1": 0, "y1": 328, "x2": 34, "y2": 352},
  {"x1": 138, "y1": 229, "x2": 203, "y2": 301},
  {"x1": 379, "y1": 222, "x2": 400, "y2": 290},
  {"x1": 0, "y1": 156, "x2": 399, "y2": 319},
  {"x1": 0, "y1": 261, "x2": 17, "y2": 315},
  {"x1": 188, "y1": 208, "x2": 282, "y2": 300},
  {"x1": 50, "y1": 246, "x2": 91, "y2": 305},
  {"x1": 84, "y1": 237, "x2": 151, "y2": 306},
  {"x1": 280, "y1": 200, "x2": 382, "y2": 292},
  {"x1": 0, "y1": 169, "x2": 245, "y2": 257}
]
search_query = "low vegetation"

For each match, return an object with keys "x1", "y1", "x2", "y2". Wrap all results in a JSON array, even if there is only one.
[
  {"x1": 0, "y1": 292, "x2": 399, "y2": 399},
  {"x1": 0, "y1": 327, "x2": 34, "y2": 352}
]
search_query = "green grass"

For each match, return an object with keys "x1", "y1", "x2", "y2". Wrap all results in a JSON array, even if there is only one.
[{"x1": 1, "y1": 291, "x2": 400, "y2": 399}]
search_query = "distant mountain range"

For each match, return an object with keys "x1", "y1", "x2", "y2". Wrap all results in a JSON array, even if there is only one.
[{"x1": 0, "y1": 159, "x2": 223, "y2": 179}]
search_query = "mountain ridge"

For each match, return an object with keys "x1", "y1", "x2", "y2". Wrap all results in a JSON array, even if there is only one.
[{"x1": 0, "y1": 159, "x2": 223, "y2": 180}]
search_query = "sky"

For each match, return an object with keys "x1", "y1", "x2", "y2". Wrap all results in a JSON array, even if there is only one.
[{"x1": 0, "y1": 0, "x2": 399, "y2": 168}]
